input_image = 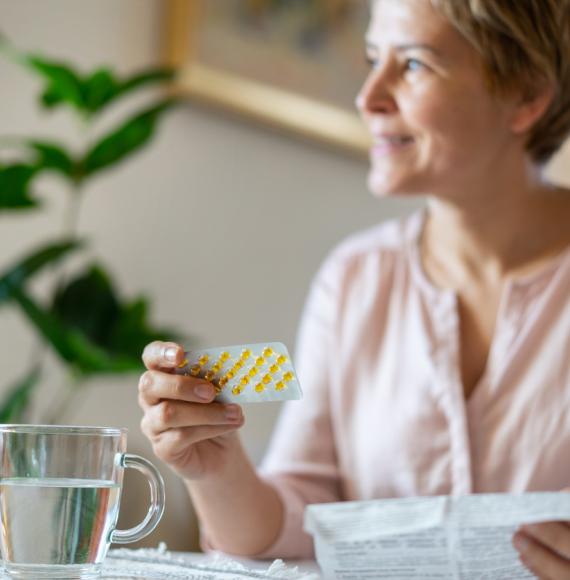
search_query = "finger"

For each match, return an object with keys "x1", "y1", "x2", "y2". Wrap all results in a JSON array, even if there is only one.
[
  {"x1": 522, "y1": 522, "x2": 570, "y2": 560},
  {"x1": 141, "y1": 401, "x2": 243, "y2": 436},
  {"x1": 138, "y1": 370, "x2": 215, "y2": 407},
  {"x1": 142, "y1": 341, "x2": 185, "y2": 371},
  {"x1": 514, "y1": 531, "x2": 570, "y2": 580},
  {"x1": 151, "y1": 425, "x2": 242, "y2": 461}
]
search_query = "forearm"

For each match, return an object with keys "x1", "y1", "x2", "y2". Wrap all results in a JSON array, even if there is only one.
[{"x1": 185, "y1": 441, "x2": 284, "y2": 556}]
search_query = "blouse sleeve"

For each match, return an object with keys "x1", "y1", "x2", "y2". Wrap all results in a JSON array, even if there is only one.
[{"x1": 254, "y1": 252, "x2": 345, "y2": 559}]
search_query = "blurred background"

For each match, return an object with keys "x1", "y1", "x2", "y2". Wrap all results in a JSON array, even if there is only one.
[{"x1": 0, "y1": 0, "x2": 568, "y2": 552}]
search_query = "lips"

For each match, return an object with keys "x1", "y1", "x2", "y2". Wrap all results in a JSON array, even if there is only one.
[
  {"x1": 371, "y1": 135, "x2": 415, "y2": 157},
  {"x1": 373, "y1": 135, "x2": 414, "y2": 145}
]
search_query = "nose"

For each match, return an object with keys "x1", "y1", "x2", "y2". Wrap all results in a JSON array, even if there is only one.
[{"x1": 355, "y1": 68, "x2": 398, "y2": 116}]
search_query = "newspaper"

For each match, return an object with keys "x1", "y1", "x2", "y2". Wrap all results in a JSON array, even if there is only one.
[{"x1": 304, "y1": 492, "x2": 570, "y2": 580}]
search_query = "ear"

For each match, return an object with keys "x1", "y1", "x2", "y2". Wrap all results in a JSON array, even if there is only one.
[{"x1": 509, "y1": 84, "x2": 555, "y2": 135}]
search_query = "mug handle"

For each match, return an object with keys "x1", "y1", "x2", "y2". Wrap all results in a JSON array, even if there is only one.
[{"x1": 110, "y1": 453, "x2": 166, "y2": 544}]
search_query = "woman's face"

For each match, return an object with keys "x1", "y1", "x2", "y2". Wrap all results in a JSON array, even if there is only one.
[{"x1": 357, "y1": 0, "x2": 518, "y2": 199}]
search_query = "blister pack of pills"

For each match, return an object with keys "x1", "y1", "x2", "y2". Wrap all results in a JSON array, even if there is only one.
[{"x1": 176, "y1": 342, "x2": 302, "y2": 403}]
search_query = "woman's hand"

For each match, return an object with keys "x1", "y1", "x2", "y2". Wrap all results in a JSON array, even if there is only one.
[
  {"x1": 513, "y1": 489, "x2": 570, "y2": 579},
  {"x1": 138, "y1": 341, "x2": 245, "y2": 481}
]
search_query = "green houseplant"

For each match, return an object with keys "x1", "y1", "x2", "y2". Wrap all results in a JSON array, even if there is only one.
[{"x1": 0, "y1": 38, "x2": 183, "y2": 424}]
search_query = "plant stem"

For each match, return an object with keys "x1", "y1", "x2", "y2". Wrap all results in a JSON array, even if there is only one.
[
  {"x1": 64, "y1": 184, "x2": 83, "y2": 239},
  {"x1": 40, "y1": 116, "x2": 92, "y2": 424},
  {"x1": 43, "y1": 375, "x2": 82, "y2": 425}
]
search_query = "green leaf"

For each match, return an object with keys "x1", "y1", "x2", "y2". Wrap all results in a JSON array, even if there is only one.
[
  {"x1": 0, "y1": 164, "x2": 38, "y2": 210},
  {"x1": 82, "y1": 98, "x2": 178, "y2": 176},
  {"x1": 0, "y1": 39, "x2": 80, "y2": 112},
  {"x1": 51, "y1": 265, "x2": 120, "y2": 349},
  {"x1": 26, "y1": 55, "x2": 85, "y2": 112},
  {"x1": 109, "y1": 297, "x2": 179, "y2": 360},
  {"x1": 40, "y1": 87, "x2": 65, "y2": 109},
  {"x1": 28, "y1": 141, "x2": 76, "y2": 178},
  {"x1": 2, "y1": 38, "x2": 175, "y2": 117},
  {"x1": 116, "y1": 68, "x2": 175, "y2": 99},
  {"x1": 82, "y1": 67, "x2": 175, "y2": 115},
  {"x1": 10, "y1": 285, "x2": 140, "y2": 376},
  {"x1": 0, "y1": 240, "x2": 82, "y2": 304},
  {"x1": 51, "y1": 264, "x2": 179, "y2": 361},
  {"x1": 82, "y1": 68, "x2": 120, "y2": 113},
  {"x1": 0, "y1": 367, "x2": 40, "y2": 423}
]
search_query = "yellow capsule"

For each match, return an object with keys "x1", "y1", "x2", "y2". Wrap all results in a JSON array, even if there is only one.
[
  {"x1": 269, "y1": 364, "x2": 279, "y2": 374},
  {"x1": 255, "y1": 356, "x2": 265, "y2": 367},
  {"x1": 204, "y1": 371, "x2": 215, "y2": 382},
  {"x1": 248, "y1": 367, "x2": 259, "y2": 377},
  {"x1": 241, "y1": 349, "x2": 252, "y2": 360},
  {"x1": 275, "y1": 381, "x2": 285, "y2": 391},
  {"x1": 225, "y1": 370, "x2": 235, "y2": 380},
  {"x1": 220, "y1": 351, "x2": 230, "y2": 362},
  {"x1": 211, "y1": 362, "x2": 222, "y2": 373},
  {"x1": 240, "y1": 376, "x2": 249, "y2": 387},
  {"x1": 232, "y1": 385, "x2": 243, "y2": 395},
  {"x1": 218, "y1": 376, "x2": 228, "y2": 387},
  {"x1": 262, "y1": 347, "x2": 274, "y2": 358},
  {"x1": 262, "y1": 374, "x2": 272, "y2": 385},
  {"x1": 234, "y1": 360, "x2": 244, "y2": 370},
  {"x1": 177, "y1": 358, "x2": 189, "y2": 368},
  {"x1": 283, "y1": 371, "x2": 294, "y2": 382},
  {"x1": 255, "y1": 383, "x2": 265, "y2": 393},
  {"x1": 198, "y1": 354, "x2": 209, "y2": 366},
  {"x1": 214, "y1": 385, "x2": 222, "y2": 395},
  {"x1": 276, "y1": 354, "x2": 287, "y2": 365},
  {"x1": 189, "y1": 365, "x2": 201, "y2": 376}
]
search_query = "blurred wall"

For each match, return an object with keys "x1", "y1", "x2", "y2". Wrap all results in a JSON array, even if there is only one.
[{"x1": 0, "y1": 0, "x2": 568, "y2": 552}]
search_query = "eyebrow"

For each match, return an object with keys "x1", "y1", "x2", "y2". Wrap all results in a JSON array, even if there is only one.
[{"x1": 366, "y1": 41, "x2": 442, "y2": 56}]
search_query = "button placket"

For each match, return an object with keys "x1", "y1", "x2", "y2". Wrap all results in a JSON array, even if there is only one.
[{"x1": 431, "y1": 291, "x2": 474, "y2": 496}]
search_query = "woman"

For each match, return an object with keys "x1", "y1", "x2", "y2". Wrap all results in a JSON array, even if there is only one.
[{"x1": 138, "y1": 0, "x2": 570, "y2": 577}]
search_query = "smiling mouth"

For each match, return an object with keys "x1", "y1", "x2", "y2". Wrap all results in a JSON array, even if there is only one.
[
  {"x1": 374, "y1": 136, "x2": 414, "y2": 146},
  {"x1": 371, "y1": 136, "x2": 415, "y2": 156}
]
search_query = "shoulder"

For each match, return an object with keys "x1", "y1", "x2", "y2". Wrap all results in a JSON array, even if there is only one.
[{"x1": 315, "y1": 210, "x2": 424, "y2": 287}]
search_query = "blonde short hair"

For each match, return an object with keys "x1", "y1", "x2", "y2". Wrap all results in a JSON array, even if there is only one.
[{"x1": 431, "y1": 0, "x2": 570, "y2": 164}]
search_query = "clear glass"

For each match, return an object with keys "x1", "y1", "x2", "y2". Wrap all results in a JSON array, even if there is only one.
[{"x1": 0, "y1": 425, "x2": 165, "y2": 579}]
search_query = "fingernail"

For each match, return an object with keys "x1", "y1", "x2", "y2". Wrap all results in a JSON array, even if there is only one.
[
  {"x1": 225, "y1": 405, "x2": 242, "y2": 422},
  {"x1": 513, "y1": 533, "x2": 530, "y2": 553},
  {"x1": 195, "y1": 384, "x2": 213, "y2": 401},
  {"x1": 165, "y1": 347, "x2": 178, "y2": 362}
]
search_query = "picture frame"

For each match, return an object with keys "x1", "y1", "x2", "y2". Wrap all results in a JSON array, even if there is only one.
[{"x1": 162, "y1": 0, "x2": 371, "y2": 157}]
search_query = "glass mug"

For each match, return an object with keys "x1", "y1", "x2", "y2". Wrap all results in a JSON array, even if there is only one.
[{"x1": 0, "y1": 425, "x2": 165, "y2": 579}]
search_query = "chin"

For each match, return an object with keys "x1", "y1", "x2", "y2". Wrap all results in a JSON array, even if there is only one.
[{"x1": 367, "y1": 171, "x2": 424, "y2": 198}]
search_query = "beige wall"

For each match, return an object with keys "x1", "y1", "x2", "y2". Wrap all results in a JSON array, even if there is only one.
[{"x1": 1, "y1": 0, "x2": 568, "y2": 551}]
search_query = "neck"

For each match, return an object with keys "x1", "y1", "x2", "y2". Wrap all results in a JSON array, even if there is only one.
[{"x1": 421, "y1": 157, "x2": 570, "y2": 285}]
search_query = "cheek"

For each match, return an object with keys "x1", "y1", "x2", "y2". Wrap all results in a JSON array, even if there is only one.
[{"x1": 408, "y1": 91, "x2": 510, "y2": 166}]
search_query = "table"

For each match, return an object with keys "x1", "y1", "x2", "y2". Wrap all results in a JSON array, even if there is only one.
[
  {"x1": 0, "y1": 550, "x2": 321, "y2": 579},
  {"x1": 106, "y1": 549, "x2": 322, "y2": 578}
]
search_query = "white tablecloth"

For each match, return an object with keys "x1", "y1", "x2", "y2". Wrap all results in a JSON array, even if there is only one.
[
  {"x1": 105, "y1": 548, "x2": 321, "y2": 578},
  {"x1": 1, "y1": 548, "x2": 321, "y2": 579}
]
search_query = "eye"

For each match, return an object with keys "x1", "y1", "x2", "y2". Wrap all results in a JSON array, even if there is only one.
[
  {"x1": 365, "y1": 55, "x2": 378, "y2": 69},
  {"x1": 404, "y1": 58, "x2": 425, "y2": 72}
]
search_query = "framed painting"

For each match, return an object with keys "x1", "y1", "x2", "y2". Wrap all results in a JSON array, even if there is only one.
[{"x1": 163, "y1": 0, "x2": 371, "y2": 157}]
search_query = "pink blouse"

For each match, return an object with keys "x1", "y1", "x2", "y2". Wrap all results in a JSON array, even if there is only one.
[{"x1": 258, "y1": 210, "x2": 570, "y2": 559}]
